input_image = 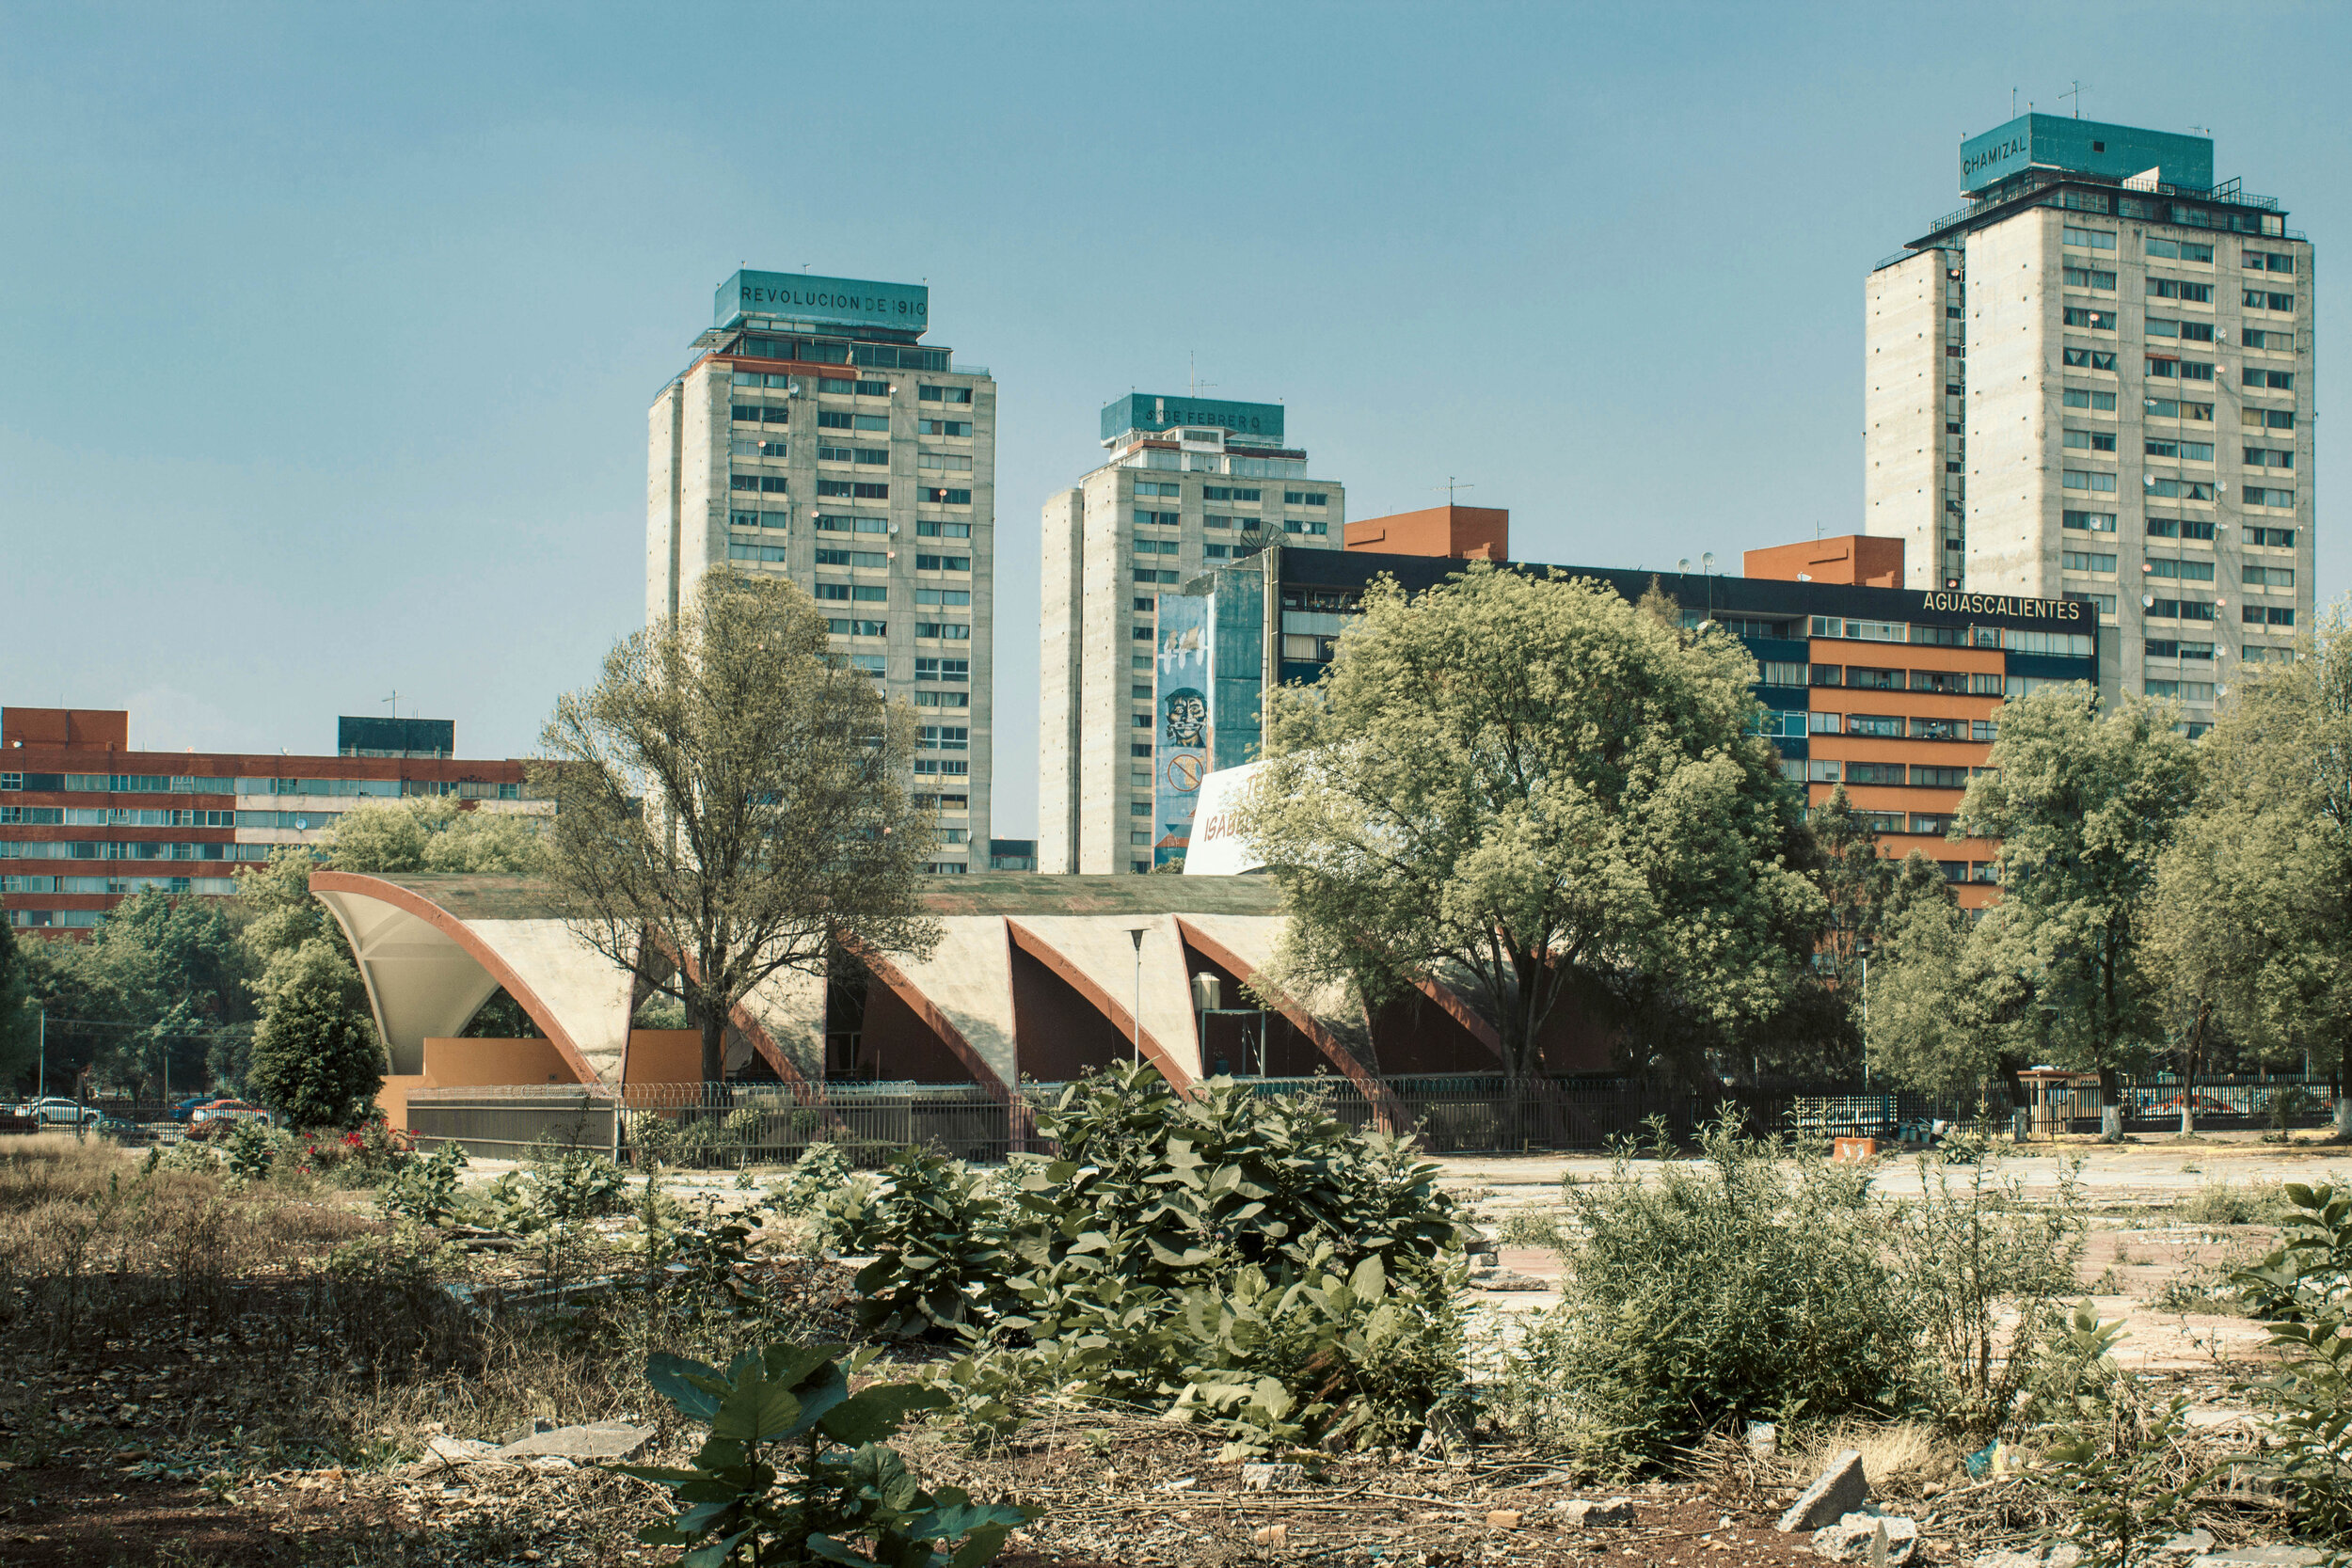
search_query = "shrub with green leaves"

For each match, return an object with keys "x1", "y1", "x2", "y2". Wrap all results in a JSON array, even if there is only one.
[
  {"x1": 826, "y1": 1147, "x2": 1009, "y2": 1338},
  {"x1": 772, "y1": 1143, "x2": 855, "y2": 1218},
  {"x1": 1502, "y1": 1114, "x2": 1919, "y2": 1465},
  {"x1": 2236, "y1": 1183, "x2": 2352, "y2": 1543},
  {"x1": 376, "y1": 1141, "x2": 468, "y2": 1225},
  {"x1": 612, "y1": 1341, "x2": 1036, "y2": 1566}
]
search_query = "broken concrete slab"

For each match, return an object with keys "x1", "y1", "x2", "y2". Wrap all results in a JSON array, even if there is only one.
[
  {"x1": 2190, "y1": 1550, "x2": 2326, "y2": 1568},
  {"x1": 1812, "y1": 1513, "x2": 1918, "y2": 1565},
  {"x1": 1971, "y1": 1549, "x2": 2081, "y2": 1568},
  {"x1": 1777, "y1": 1449, "x2": 1869, "y2": 1533},
  {"x1": 491, "y1": 1421, "x2": 656, "y2": 1464},
  {"x1": 1557, "y1": 1497, "x2": 1637, "y2": 1527}
]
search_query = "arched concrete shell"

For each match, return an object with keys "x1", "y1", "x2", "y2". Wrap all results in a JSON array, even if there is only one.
[
  {"x1": 313, "y1": 873, "x2": 625, "y2": 1085},
  {"x1": 1007, "y1": 914, "x2": 1200, "y2": 1083},
  {"x1": 861, "y1": 917, "x2": 1016, "y2": 1091}
]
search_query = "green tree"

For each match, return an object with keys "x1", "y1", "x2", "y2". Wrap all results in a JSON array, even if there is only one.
[
  {"x1": 244, "y1": 939, "x2": 384, "y2": 1129},
  {"x1": 13, "y1": 889, "x2": 255, "y2": 1098},
  {"x1": 534, "y1": 569, "x2": 940, "y2": 1084},
  {"x1": 326, "y1": 794, "x2": 545, "y2": 875},
  {"x1": 0, "y1": 921, "x2": 36, "y2": 1091},
  {"x1": 1956, "y1": 684, "x2": 2201, "y2": 1137},
  {"x1": 2150, "y1": 603, "x2": 2352, "y2": 1132},
  {"x1": 1237, "y1": 564, "x2": 1823, "y2": 1082}
]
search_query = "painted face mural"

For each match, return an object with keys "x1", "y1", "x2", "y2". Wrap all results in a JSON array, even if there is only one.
[{"x1": 1163, "y1": 688, "x2": 1209, "y2": 748}]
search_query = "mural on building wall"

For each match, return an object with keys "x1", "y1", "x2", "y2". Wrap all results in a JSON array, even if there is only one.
[{"x1": 1153, "y1": 594, "x2": 1212, "y2": 868}]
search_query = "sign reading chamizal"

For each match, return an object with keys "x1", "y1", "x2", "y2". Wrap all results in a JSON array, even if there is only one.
[
  {"x1": 1152, "y1": 594, "x2": 1213, "y2": 869},
  {"x1": 715, "y1": 270, "x2": 930, "y2": 333}
]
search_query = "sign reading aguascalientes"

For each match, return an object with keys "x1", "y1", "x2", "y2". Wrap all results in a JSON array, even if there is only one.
[{"x1": 1916, "y1": 592, "x2": 2087, "y2": 622}]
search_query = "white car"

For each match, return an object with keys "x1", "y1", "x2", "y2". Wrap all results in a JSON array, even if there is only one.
[{"x1": 23, "y1": 1098, "x2": 102, "y2": 1126}]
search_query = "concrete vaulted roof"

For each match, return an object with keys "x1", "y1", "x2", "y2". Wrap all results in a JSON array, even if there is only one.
[{"x1": 308, "y1": 870, "x2": 1368, "y2": 1093}]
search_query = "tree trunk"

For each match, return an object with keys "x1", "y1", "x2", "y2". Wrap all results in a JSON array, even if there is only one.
[
  {"x1": 700, "y1": 1008, "x2": 725, "y2": 1085},
  {"x1": 2097, "y1": 1065, "x2": 2123, "y2": 1142}
]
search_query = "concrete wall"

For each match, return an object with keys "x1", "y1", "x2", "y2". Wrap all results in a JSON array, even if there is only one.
[
  {"x1": 1862, "y1": 248, "x2": 1951, "y2": 588},
  {"x1": 1743, "y1": 534, "x2": 1904, "y2": 588},
  {"x1": 625, "y1": 1029, "x2": 702, "y2": 1085},
  {"x1": 1038, "y1": 487, "x2": 1085, "y2": 875}
]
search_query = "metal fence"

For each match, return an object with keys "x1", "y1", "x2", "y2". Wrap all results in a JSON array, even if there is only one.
[{"x1": 396, "y1": 1069, "x2": 2344, "y2": 1166}]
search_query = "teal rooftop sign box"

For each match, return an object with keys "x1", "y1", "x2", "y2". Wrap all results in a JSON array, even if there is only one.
[
  {"x1": 1103, "y1": 393, "x2": 1284, "y2": 445},
  {"x1": 716, "y1": 270, "x2": 930, "y2": 334},
  {"x1": 1960, "y1": 115, "x2": 2213, "y2": 197}
]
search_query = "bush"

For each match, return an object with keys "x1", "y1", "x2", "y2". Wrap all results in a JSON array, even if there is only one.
[
  {"x1": 246, "y1": 939, "x2": 384, "y2": 1131},
  {"x1": 376, "y1": 1142, "x2": 468, "y2": 1225},
  {"x1": 2177, "y1": 1178, "x2": 2284, "y2": 1227},
  {"x1": 1502, "y1": 1113, "x2": 1919, "y2": 1465},
  {"x1": 857, "y1": 1066, "x2": 1467, "y2": 1454},
  {"x1": 613, "y1": 1341, "x2": 1037, "y2": 1566},
  {"x1": 771, "y1": 1143, "x2": 853, "y2": 1218},
  {"x1": 220, "y1": 1119, "x2": 298, "y2": 1183}
]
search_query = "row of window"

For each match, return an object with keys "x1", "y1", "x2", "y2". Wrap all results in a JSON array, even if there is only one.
[
  {"x1": 1789, "y1": 665, "x2": 2004, "y2": 694},
  {"x1": 0, "y1": 774, "x2": 516, "y2": 802},
  {"x1": 2144, "y1": 640, "x2": 2217, "y2": 660},
  {"x1": 2145, "y1": 679, "x2": 2217, "y2": 702},
  {"x1": 0, "y1": 806, "x2": 236, "y2": 828},
  {"x1": 1, "y1": 875, "x2": 243, "y2": 895},
  {"x1": 1778, "y1": 712, "x2": 2000, "y2": 742},
  {"x1": 815, "y1": 480, "x2": 892, "y2": 499},
  {"x1": 0, "y1": 840, "x2": 275, "y2": 862},
  {"x1": 2062, "y1": 230, "x2": 2297, "y2": 273},
  {"x1": 1804, "y1": 618, "x2": 2092, "y2": 658},
  {"x1": 913, "y1": 760, "x2": 971, "y2": 777},
  {"x1": 1806, "y1": 760, "x2": 1991, "y2": 788}
]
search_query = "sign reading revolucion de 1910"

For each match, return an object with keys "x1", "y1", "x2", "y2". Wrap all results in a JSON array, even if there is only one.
[{"x1": 716, "y1": 270, "x2": 930, "y2": 333}]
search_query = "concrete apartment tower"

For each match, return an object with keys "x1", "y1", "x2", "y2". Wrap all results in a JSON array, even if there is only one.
[
  {"x1": 647, "y1": 272, "x2": 996, "y2": 871},
  {"x1": 1866, "y1": 115, "x2": 2313, "y2": 718},
  {"x1": 1040, "y1": 394, "x2": 1343, "y2": 874}
]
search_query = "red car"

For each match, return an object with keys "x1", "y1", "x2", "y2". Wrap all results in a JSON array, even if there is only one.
[{"x1": 186, "y1": 1100, "x2": 275, "y2": 1139}]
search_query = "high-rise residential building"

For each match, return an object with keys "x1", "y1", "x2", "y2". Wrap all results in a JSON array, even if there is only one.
[
  {"x1": 1866, "y1": 115, "x2": 2312, "y2": 721},
  {"x1": 646, "y1": 272, "x2": 997, "y2": 872},
  {"x1": 1039, "y1": 394, "x2": 1344, "y2": 874}
]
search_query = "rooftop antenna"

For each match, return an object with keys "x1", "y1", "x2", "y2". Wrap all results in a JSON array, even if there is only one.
[
  {"x1": 385, "y1": 689, "x2": 401, "y2": 721},
  {"x1": 2060, "y1": 79, "x2": 2088, "y2": 119},
  {"x1": 1186, "y1": 352, "x2": 1216, "y2": 400},
  {"x1": 2011, "y1": 87, "x2": 2018, "y2": 118},
  {"x1": 1433, "y1": 477, "x2": 1476, "y2": 505}
]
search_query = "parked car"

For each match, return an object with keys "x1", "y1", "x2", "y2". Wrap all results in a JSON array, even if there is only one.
[
  {"x1": 2153, "y1": 1092, "x2": 2239, "y2": 1116},
  {"x1": 22, "y1": 1098, "x2": 103, "y2": 1127},
  {"x1": 169, "y1": 1094, "x2": 216, "y2": 1121},
  {"x1": 186, "y1": 1100, "x2": 274, "y2": 1139}
]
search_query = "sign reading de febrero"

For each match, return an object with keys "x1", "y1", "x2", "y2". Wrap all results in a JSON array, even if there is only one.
[{"x1": 716, "y1": 270, "x2": 930, "y2": 333}]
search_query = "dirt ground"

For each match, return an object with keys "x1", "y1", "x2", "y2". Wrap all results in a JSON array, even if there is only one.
[{"x1": 0, "y1": 1133, "x2": 2327, "y2": 1567}]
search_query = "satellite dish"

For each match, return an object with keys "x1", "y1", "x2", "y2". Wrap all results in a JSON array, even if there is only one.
[
  {"x1": 2216, "y1": 684, "x2": 2229, "y2": 697},
  {"x1": 2143, "y1": 475, "x2": 2156, "y2": 487},
  {"x1": 2142, "y1": 594, "x2": 2155, "y2": 608}
]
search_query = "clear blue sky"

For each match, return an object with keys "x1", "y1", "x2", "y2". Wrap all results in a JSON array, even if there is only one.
[{"x1": 4, "y1": 2, "x2": 2343, "y2": 835}]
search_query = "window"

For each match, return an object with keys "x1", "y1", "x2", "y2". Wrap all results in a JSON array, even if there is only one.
[
  {"x1": 2062, "y1": 266, "x2": 2118, "y2": 290},
  {"x1": 1846, "y1": 762, "x2": 1906, "y2": 785},
  {"x1": 2145, "y1": 517, "x2": 2217, "y2": 541},
  {"x1": 920, "y1": 487, "x2": 973, "y2": 505},
  {"x1": 2245, "y1": 446, "x2": 2295, "y2": 469},
  {"x1": 917, "y1": 725, "x2": 970, "y2": 752},
  {"x1": 1282, "y1": 491, "x2": 1328, "y2": 506},
  {"x1": 2244, "y1": 564, "x2": 2296, "y2": 589},
  {"x1": 1847, "y1": 714, "x2": 1902, "y2": 738},
  {"x1": 1908, "y1": 623, "x2": 1968, "y2": 647},
  {"x1": 917, "y1": 622, "x2": 971, "y2": 640},
  {"x1": 914, "y1": 657, "x2": 968, "y2": 682},
  {"x1": 2062, "y1": 308, "x2": 2117, "y2": 329},
  {"x1": 2062, "y1": 348, "x2": 2118, "y2": 371},
  {"x1": 2145, "y1": 478, "x2": 2216, "y2": 499},
  {"x1": 1808, "y1": 760, "x2": 1842, "y2": 783},
  {"x1": 2246, "y1": 526, "x2": 2296, "y2": 547},
  {"x1": 1133, "y1": 538, "x2": 1180, "y2": 555},
  {"x1": 2062, "y1": 550, "x2": 2118, "y2": 573},
  {"x1": 2062, "y1": 429, "x2": 2117, "y2": 451},
  {"x1": 2145, "y1": 558, "x2": 2217, "y2": 582},
  {"x1": 1846, "y1": 668, "x2": 1901, "y2": 690},
  {"x1": 917, "y1": 385, "x2": 972, "y2": 404},
  {"x1": 2063, "y1": 226, "x2": 2117, "y2": 250},
  {"x1": 1135, "y1": 510, "x2": 1180, "y2": 527},
  {"x1": 2244, "y1": 249, "x2": 2296, "y2": 274},
  {"x1": 918, "y1": 420, "x2": 971, "y2": 436},
  {"x1": 2063, "y1": 510, "x2": 2117, "y2": 533},
  {"x1": 1909, "y1": 812, "x2": 1958, "y2": 835},
  {"x1": 2146, "y1": 237, "x2": 2215, "y2": 262},
  {"x1": 2143, "y1": 397, "x2": 2214, "y2": 421},
  {"x1": 2147, "y1": 277, "x2": 2214, "y2": 302},
  {"x1": 1280, "y1": 518, "x2": 1330, "y2": 536},
  {"x1": 2244, "y1": 368, "x2": 2296, "y2": 389},
  {"x1": 914, "y1": 588, "x2": 971, "y2": 607},
  {"x1": 914, "y1": 554, "x2": 971, "y2": 572},
  {"x1": 2061, "y1": 469, "x2": 2117, "y2": 493},
  {"x1": 1758, "y1": 660, "x2": 1804, "y2": 687},
  {"x1": 2145, "y1": 679, "x2": 2217, "y2": 702},
  {"x1": 2062, "y1": 388, "x2": 2119, "y2": 410},
  {"x1": 2242, "y1": 328, "x2": 2291, "y2": 351},
  {"x1": 2246, "y1": 485, "x2": 2296, "y2": 508},
  {"x1": 1906, "y1": 765, "x2": 1968, "y2": 788},
  {"x1": 1908, "y1": 670, "x2": 1969, "y2": 694},
  {"x1": 814, "y1": 582, "x2": 851, "y2": 601},
  {"x1": 1200, "y1": 486, "x2": 1260, "y2": 502},
  {"x1": 1808, "y1": 711, "x2": 1842, "y2": 735},
  {"x1": 917, "y1": 451, "x2": 973, "y2": 471},
  {"x1": 2246, "y1": 290, "x2": 2296, "y2": 312},
  {"x1": 1968, "y1": 672, "x2": 2005, "y2": 696},
  {"x1": 915, "y1": 520, "x2": 971, "y2": 538},
  {"x1": 1807, "y1": 664, "x2": 1842, "y2": 687}
]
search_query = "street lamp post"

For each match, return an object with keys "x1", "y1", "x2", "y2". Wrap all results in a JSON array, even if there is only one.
[{"x1": 1125, "y1": 927, "x2": 1148, "y2": 1067}]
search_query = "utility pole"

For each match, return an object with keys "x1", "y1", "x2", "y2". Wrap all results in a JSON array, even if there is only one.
[
  {"x1": 1433, "y1": 478, "x2": 1475, "y2": 505},
  {"x1": 37, "y1": 1008, "x2": 44, "y2": 1100}
]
